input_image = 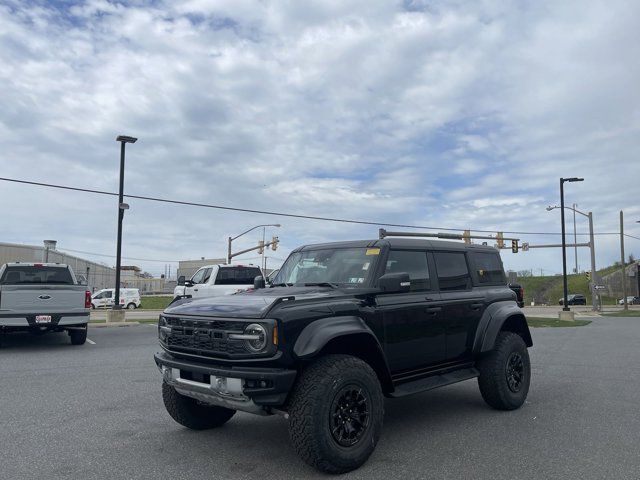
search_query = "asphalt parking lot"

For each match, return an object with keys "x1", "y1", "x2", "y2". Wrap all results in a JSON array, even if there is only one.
[{"x1": 1, "y1": 317, "x2": 639, "y2": 480}]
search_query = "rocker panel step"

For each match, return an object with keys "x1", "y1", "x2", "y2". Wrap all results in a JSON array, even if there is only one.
[{"x1": 389, "y1": 367, "x2": 479, "y2": 398}]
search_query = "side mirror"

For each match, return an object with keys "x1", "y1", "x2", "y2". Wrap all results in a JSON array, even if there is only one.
[
  {"x1": 177, "y1": 276, "x2": 186, "y2": 286},
  {"x1": 378, "y1": 272, "x2": 411, "y2": 293},
  {"x1": 254, "y1": 275, "x2": 266, "y2": 290}
]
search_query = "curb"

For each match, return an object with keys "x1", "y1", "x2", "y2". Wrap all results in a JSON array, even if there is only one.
[{"x1": 89, "y1": 321, "x2": 142, "y2": 328}]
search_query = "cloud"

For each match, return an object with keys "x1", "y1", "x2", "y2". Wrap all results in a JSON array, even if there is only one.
[{"x1": 0, "y1": 0, "x2": 638, "y2": 277}]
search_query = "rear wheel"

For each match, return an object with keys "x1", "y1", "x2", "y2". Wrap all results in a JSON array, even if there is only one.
[
  {"x1": 162, "y1": 382, "x2": 235, "y2": 429},
  {"x1": 69, "y1": 324, "x2": 88, "y2": 345},
  {"x1": 287, "y1": 354, "x2": 384, "y2": 474},
  {"x1": 477, "y1": 331, "x2": 530, "y2": 410}
]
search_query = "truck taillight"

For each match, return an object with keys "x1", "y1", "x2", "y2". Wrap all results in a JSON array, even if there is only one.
[{"x1": 85, "y1": 290, "x2": 91, "y2": 309}]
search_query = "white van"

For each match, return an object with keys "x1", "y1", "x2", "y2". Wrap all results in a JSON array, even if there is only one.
[{"x1": 91, "y1": 288, "x2": 141, "y2": 309}]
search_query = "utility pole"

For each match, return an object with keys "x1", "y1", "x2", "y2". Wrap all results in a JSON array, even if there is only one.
[
  {"x1": 620, "y1": 210, "x2": 628, "y2": 311},
  {"x1": 588, "y1": 212, "x2": 598, "y2": 311}
]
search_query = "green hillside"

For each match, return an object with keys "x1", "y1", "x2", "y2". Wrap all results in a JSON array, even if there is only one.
[{"x1": 517, "y1": 263, "x2": 629, "y2": 306}]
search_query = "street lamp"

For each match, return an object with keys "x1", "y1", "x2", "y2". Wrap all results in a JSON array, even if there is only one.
[
  {"x1": 547, "y1": 204, "x2": 598, "y2": 311},
  {"x1": 559, "y1": 177, "x2": 584, "y2": 312},
  {"x1": 113, "y1": 135, "x2": 137, "y2": 310},
  {"x1": 227, "y1": 224, "x2": 281, "y2": 265}
]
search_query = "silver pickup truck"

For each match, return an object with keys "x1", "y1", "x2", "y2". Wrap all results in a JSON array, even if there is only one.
[{"x1": 0, "y1": 263, "x2": 90, "y2": 345}]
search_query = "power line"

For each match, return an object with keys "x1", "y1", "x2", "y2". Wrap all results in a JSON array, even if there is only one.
[
  {"x1": 57, "y1": 247, "x2": 179, "y2": 263},
  {"x1": 0, "y1": 176, "x2": 632, "y2": 237}
]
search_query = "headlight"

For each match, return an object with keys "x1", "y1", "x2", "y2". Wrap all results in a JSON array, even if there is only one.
[{"x1": 229, "y1": 323, "x2": 268, "y2": 352}]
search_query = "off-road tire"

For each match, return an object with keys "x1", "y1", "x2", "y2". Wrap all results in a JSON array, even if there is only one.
[
  {"x1": 69, "y1": 325, "x2": 88, "y2": 345},
  {"x1": 477, "y1": 331, "x2": 530, "y2": 410},
  {"x1": 162, "y1": 382, "x2": 236, "y2": 430},
  {"x1": 287, "y1": 354, "x2": 384, "y2": 474}
]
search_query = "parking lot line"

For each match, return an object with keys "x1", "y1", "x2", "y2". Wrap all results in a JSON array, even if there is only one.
[{"x1": 86, "y1": 338, "x2": 96, "y2": 345}]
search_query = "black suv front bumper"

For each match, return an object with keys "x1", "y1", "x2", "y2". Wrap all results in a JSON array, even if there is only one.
[{"x1": 154, "y1": 351, "x2": 297, "y2": 413}]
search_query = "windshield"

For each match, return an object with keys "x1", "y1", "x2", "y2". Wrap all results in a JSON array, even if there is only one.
[{"x1": 273, "y1": 247, "x2": 379, "y2": 286}]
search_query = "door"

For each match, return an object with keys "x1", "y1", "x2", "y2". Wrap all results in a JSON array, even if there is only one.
[
  {"x1": 376, "y1": 249, "x2": 446, "y2": 373},
  {"x1": 433, "y1": 251, "x2": 484, "y2": 361},
  {"x1": 190, "y1": 267, "x2": 214, "y2": 298}
]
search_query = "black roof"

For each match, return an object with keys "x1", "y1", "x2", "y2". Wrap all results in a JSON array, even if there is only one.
[{"x1": 294, "y1": 238, "x2": 499, "y2": 253}]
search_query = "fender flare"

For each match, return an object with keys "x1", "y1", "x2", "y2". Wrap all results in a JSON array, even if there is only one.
[
  {"x1": 293, "y1": 316, "x2": 380, "y2": 358},
  {"x1": 473, "y1": 301, "x2": 533, "y2": 353},
  {"x1": 293, "y1": 316, "x2": 393, "y2": 390}
]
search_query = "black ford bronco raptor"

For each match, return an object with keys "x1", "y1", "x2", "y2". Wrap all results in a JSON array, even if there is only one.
[{"x1": 154, "y1": 232, "x2": 532, "y2": 473}]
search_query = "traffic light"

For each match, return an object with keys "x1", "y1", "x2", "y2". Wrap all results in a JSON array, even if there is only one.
[
  {"x1": 586, "y1": 271, "x2": 591, "y2": 280},
  {"x1": 511, "y1": 240, "x2": 519, "y2": 253},
  {"x1": 271, "y1": 236, "x2": 279, "y2": 251},
  {"x1": 463, "y1": 230, "x2": 471, "y2": 244},
  {"x1": 258, "y1": 240, "x2": 264, "y2": 254},
  {"x1": 496, "y1": 232, "x2": 504, "y2": 249}
]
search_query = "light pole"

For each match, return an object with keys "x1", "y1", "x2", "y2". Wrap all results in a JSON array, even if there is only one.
[
  {"x1": 547, "y1": 204, "x2": 597, "y2": 311},
  {"x1": 559, "y1": 177, "x2": 584, "y2": 312},
  {"x1": 573, "y1": 203, "x2": 578, "y2": 273},
  {"x1": 227, "y1": 224, "x2": 281, "y2": 265},
  {"x1": 113, "y1": 135, "x2": 137, "y2": 310}
]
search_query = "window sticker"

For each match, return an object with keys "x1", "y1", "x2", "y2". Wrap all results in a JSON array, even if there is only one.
[
  {"x1": 362, "y1": 262, "x2": 370, "y2": 271},
  {"x1": 366, "y1": 248, "x2": 380, "y2": 256}
]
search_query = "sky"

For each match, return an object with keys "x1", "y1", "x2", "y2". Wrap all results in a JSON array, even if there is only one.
[{"x1": 1, "y1": 0, "x2": 639, "y2": 278}]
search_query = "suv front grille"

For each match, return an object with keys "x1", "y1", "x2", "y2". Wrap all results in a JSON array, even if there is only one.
[{"x1": 161, "y1": 316, "x2": 250, "y2": 358}]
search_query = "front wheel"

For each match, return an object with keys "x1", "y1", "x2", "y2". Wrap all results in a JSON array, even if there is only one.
[
  {"x1": 477, "y1": 331, "x2": 531, "y2": 410},
  {"x1": 126, "y1": 303, "x2": 136, "y2": 310},
  {"x1": 162, "y1": 382, "x2": 235, "y2": 430},
  {"x1": 287, "y1": 354, "x2": 384, "y2": 474}
]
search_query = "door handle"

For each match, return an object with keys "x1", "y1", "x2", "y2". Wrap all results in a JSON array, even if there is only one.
[
  {"x1": 426, "y1": 306, "x2": 442, "y2": 314},
  {"x1": 470, "y1": 303, "x2": 483, "y2": 310},
  {"x1": 194, "y1": 289, "x2": 199, "y2": 292}
]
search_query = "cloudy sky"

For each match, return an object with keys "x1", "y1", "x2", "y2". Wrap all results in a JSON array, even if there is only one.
[{"x1": 1, "y1": 0, "x2": 639, "y2": 277}]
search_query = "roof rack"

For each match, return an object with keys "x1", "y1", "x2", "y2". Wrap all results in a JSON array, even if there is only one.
[{"x1": 378, "y1": 228, "x2": 520, "y2": 244}]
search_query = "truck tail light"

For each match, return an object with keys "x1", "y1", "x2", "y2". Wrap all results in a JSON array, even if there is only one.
[{"x1": 85, "y1": 290, "x2": 92, "y2": 309}]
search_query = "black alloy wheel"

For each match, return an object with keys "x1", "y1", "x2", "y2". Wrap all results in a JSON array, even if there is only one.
[
  {"x1": 330, "y1": 386, "x2": 370, "y2": 447},
  {"x1": 505, "y1": 352, "x2": 524, "y2": 393}
]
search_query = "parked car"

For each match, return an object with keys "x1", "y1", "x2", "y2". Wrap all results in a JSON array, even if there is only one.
[
  {"x1": 559, "y1": 294, "x2": 587, "y2": 305},
  {"x1": 155, "y1": 236, "x2": 532, "y2": 473},
  {"x1": 618, "y1": 296, "x2": 640, "y2": 305},
  {"x1": 0, "y1": 262, "x2": 90, "y2": 345},
  {"x1": 91, "y1": 288, "x2": 141, "y2": 309},
  {"x1": 173, "y1": 264, "x2": 262, "y2": 299}
]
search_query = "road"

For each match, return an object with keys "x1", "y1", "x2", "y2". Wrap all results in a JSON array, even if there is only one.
[{"x1": 1, "y1": 317, "x2": 639, "y2": 480}]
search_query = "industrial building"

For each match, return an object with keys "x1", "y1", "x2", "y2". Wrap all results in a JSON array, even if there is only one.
[
  {"x1": 0, "y1": 240, "x2": 115, "y2": 291},
  {"x1": 0, "y1": 240, "x2": 173, "y2": 293}
]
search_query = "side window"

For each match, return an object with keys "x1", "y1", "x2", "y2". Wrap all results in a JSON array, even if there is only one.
[
  {"x1": 472, "y1": 252, "x2": 505, "y2": 285},
  {"x1": 434, "y1": 252, "x2": 471, "y2": 291},
  {"x1": 201, "y1": 268, "x2": 213, "y2": 284},
  {"x1": 190, "y1": 268, "x2": 206, "y2": 285},
  {"x1": 384, "y1": 250, "x2": 430, "y2": 291},
  {"x1": 104, "y1": 291, "x2": 113, "y2": 298}
]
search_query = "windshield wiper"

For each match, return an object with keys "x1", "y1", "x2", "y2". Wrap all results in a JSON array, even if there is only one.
[{"x1": 303, "y1": 282, "x2": 340, "y2": 289}]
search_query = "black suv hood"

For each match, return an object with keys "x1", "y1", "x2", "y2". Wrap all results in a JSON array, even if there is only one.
[{"x1": 164, "y1": 286, "x2": 355, "y2": 319}]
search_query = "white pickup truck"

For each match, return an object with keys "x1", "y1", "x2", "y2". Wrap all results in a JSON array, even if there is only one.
[
  {"x1": 0, "y1": 263, "x2": 90, "y2": 345},
  {"x1": 173, "y1": 264, "x2": 263, "y2": 299}
]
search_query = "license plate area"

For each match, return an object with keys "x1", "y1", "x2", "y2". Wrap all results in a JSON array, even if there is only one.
[{"x1": 35, "y1": 315, "x2": 52, "y2": 324}]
